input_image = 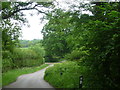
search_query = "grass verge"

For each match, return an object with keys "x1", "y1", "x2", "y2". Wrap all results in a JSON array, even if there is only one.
[
  {"x1": 44, "y1": 61, "x2": 88, "y2": 88},
  {"x1": 2, "y1": 64, "x2": 49, "y2": 87}
]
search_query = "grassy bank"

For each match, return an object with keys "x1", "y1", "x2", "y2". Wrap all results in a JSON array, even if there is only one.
[
  {"x1": 44, "y1": 61, "x2": 88, "y2": 88},
  {"x1": 2, "y1": 64, "x2": 49, "y2": 87},
  {"x1": 0, "y1": 75, "x2": 1, "y2": 88}
]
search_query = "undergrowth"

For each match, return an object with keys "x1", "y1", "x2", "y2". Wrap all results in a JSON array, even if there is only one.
[{"x1": 44, "y1": 61, "x2": 88, "y2": 88}]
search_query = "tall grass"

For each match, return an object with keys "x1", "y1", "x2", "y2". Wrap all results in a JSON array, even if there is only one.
[
  {"x1": 2, "y1": 46, "x2": 45, "y2": 72},
  {"x1": 44, "y1": 61, "x2": 88, "y2": 88},
  {"x1": 0, "y1": 58, "x2": 2, "y2": 87}
]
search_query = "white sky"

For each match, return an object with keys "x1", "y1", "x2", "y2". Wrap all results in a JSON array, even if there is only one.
[{"x1": 20, "y1": 10, "x2": 48, "y2": 40}]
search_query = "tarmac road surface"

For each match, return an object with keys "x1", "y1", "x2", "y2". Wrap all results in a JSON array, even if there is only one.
[{"x1": 4, "y1": 64, "x2": 55, "y2": 89}]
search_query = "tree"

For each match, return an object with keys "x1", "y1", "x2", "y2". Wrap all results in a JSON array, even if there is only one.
[
  {"x1": 42, "y1": 1, "x2": 120, "y2": 88},
  {"x1": 42, "y1": 9, "x2": 73, "y2": 61},
  {"x1": 1, "y1": 2, "x2": 53, "y2": 52},
  {"x1": 1, "y1": 2, "x2": 53, "y2": 19},
  {"x1": 85, "y1": 2, "x2": 120, "y2": 88},
  {"x1": 1, "y1": 1, "x2": 54, "y2": 71}
]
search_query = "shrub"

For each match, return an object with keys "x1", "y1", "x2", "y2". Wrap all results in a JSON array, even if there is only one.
[
  {"x1": 2, "y1": 51, "x2": 15, "y2": 72},
  {"x1": 44, "y1": 61, "x2": 88, "y2": 88},
  {"x1": 2, "y1": 46, "x2": 45, "y2": 72}
]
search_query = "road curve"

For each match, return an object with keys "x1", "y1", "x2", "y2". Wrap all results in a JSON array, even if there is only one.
[{"x1": 4, "y1": 64, "x2": 55, "y2": 89}]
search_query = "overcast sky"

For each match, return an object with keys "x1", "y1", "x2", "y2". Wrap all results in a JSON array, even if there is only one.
[
  {"x1": 20, "y1": 0, "x2": 118, "y2": 40},
  {"x1": 19, "y1": 10, "x2": 48, "y2": 40}
]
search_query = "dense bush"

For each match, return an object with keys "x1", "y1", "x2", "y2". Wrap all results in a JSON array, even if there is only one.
[
  {"x1": 44, "y1": 61, "x2": 88, "y2": 88},
  {"x1": 65, "y1": 47, "x2": 89, "y2": 61},
  {"x1": 2, "y1": 51, "x2": 15, "y2": 72},
  {"x1": 2, "y1": 45, "x2": 45, "y2": 72},
  {"x1": 30, "y1": 44, "x2": 45, "y2": 62},
  {"x1": 43, "y1": 2, "x2": 120, "y2": 88}
]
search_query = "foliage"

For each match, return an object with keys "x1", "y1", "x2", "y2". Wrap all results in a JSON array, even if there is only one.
[
  {"x1": 1, "y1": 19, "x2": 21, "y2": 52},
  {"x1": 2, "y1": 51, "x2": 15, "y2": 72},
  {"x1": 1, "y1": 1, "x2": 53, "y2": 52},
  {"x1": 82, "y1": 2, "x2": 120, "y2": 88},
  {"x1": 19, "y1": 39, "x2": 42, "y2": 48},
  {"x1": 2, "y1": 64, "x2": 49, "y2": 87},
  {"x1": 1, "y1": 2, "x2": 53, "y2": 20},
  {"x1": 30, "y1": 44, "x2": 45, "y2": 62},
  {"x1": 1, "y1": 1, "x2": 120, "y2": 89},
  {"x1": 44, "y1": 61, "x2": 88, "y2": 88},
  {"x1": 42, "y1": 9, "x2": 73, "y2": 62},
  {"x1": 43, "y1": 2, "x2": 120, "y2": 88},
  {"x1": 2, "y1": 43, "x2": 45, "y2": 72},
  {"x1": 1, "y1": 2, "x2": 54, "y2": 72}
]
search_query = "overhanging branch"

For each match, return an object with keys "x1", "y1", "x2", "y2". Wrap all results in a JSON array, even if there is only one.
[{"x1": 2, "y1": 4, "x2": 49, "y2": 19}]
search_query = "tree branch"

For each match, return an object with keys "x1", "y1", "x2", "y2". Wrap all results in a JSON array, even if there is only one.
[{"x1": 2, "y1": 4, "x2": 49, "y2": 19}]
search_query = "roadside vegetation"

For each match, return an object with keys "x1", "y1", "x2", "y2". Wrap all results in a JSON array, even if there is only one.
[
  {"x1": 1, "y1": 2, "x2": 48, "y2": 87},
  {"x1": 2, "y1": 42, "x2": 45, "y2": 73},
  {"x1": 1, "y1": 1, "x2": 120, "y2": 89},
  {"x1": 43, "y1": 2, "x2": 120, "y2": 89},
  {"x1": 1, "y1": 40, "x2": 46, "y2": 87},
  {"x1": 2, "y1": 64, "x2": 48, "y2": 87},
  {"x1": 2, "y1": 39, "x2": 46, "y2": 86},
  {"x1": 45, "y1": 61, "x2": 88, "y2": 88}
]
